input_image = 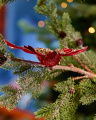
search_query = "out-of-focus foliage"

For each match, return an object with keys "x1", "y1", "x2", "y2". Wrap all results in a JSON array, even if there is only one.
[{"x1": 0, "y1": 0, "x2": 96, "y2": 120}]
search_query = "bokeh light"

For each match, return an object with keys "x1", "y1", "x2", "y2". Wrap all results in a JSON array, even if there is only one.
[
  {"x1": 61, "y1": 2, "x2": 68, "y2": 8},
  {"x1": 67, "y1": 0, "x2": 73, "y2": 3},
  {"x1": 38, "y1": 20, "x2": 45, "y2": 28},
  {"x1": 88, "y1": 27, "x2": 95, "y2": 33}
]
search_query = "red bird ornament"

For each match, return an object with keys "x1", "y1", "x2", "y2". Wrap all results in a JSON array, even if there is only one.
[{"x1": 4, "y1": 40, "x2": 88, "y2": 67}]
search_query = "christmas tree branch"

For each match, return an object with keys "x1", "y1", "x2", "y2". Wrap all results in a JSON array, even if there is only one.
[
  {"x1": 52, "y1": 65, "x2": 96, "y2": 78},
  {"x1": 72, "y1": 56, "x2": 94, "y2": 73},
  {"x1": 0, "y1": 0, "x2": 15, "y2": 4},
  {"x1": 11, "y1": 57, "x2": 41, "y2": 66},
  {"x1": 72, "y1": 76, "x2": 88, "y2": 81},
  {"x1": 10, "y1": 57, "x2": 96, "y2": 79}
]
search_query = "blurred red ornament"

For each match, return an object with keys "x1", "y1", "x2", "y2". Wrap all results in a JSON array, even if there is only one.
[
  {"x1": 0, "y1": 107, "x2": 45, "y2": 120},
  {"x1": 76, "y1": 39, "x2": 84, "y2": 47},
  {"x1": 4, "y1": 40, "x2": 88, "y2": 67},
  {"x1": 69, "y1": 88, "x2": 75, "y2": 94},
  {"x1": 0, "y1": 6, "x2": 6, "y2": 35}
]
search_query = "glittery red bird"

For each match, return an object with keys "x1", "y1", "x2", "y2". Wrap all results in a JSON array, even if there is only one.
[{"x1": 4, "y1": 40, "x2": 88, "y2": 67}]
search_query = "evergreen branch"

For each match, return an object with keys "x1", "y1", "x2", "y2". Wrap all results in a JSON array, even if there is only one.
[
  {"x1": 73, "y1": 56, "x2": 94, "y2": 73},
  {"x1": 0, "y1": 85, "x2": 22, "y2": 109},
  {"x1": 72, "y1": 76, "x2": 88, "y2": 81},
  {"x1": 11, "y1": 57, "x2": 42, "y2": 66},
  {"x1": 58, "y1": 3, "x2": 96, "y2": 18},
  {"x1": 52, "y1": 65, "x2": 96, "y2": 78},
  {"x1": 36, "y1": 79, "x2": 79, "y2": 120},
  {"x1": 0, "y1": 0, "x2": 15, "y2": 4},
  {"x1": 77, "y1": 51, "x2": 96, "y2": 73},
  {"x1": 0, "y1": 0, "x2": 96, "y2": 119},
  {"x1": 11, "y1": 57, "x2": 96, "y2": 78},
  {"x1": 79, "y1": 79, "x2": 96, "y2": 105}
]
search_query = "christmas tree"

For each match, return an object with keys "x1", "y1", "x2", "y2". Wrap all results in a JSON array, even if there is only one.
[{"x1": 0, "y1": 0, "x2": 96, "y2": 120}]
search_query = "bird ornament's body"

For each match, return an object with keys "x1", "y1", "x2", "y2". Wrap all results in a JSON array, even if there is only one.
[{"x1": 4, "y1": 40, "x2": 88, "y2": 67}]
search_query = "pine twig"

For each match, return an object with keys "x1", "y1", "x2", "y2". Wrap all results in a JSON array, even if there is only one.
[
  {"x1": 11, "y1": 57, "x2": 42, "y2": 66},
  {"x1": 11, "y1": 57, "x2": 96, "y2": 79},
  {"x1": 52, "y1": 65, "x2": 96, "y2": 78},
  {"x1": 73, "y1": 56, "x2": 93, "y2": 73},
  {"x1": 72, "y1": 76, "x2": 88, "y2": 80}
]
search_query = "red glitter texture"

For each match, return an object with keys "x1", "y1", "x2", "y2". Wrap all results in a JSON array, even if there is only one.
[{"x1": 4, "y1": 40, "x2": 88, "y2": 67}]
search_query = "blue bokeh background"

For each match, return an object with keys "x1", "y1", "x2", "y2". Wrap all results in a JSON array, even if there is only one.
[
  {"x1": 0, "y1": 0, "x2": 47, "y2": 111},
  {"x1": 0, "y1": 0, "x2": 46, "y2": 85}
]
